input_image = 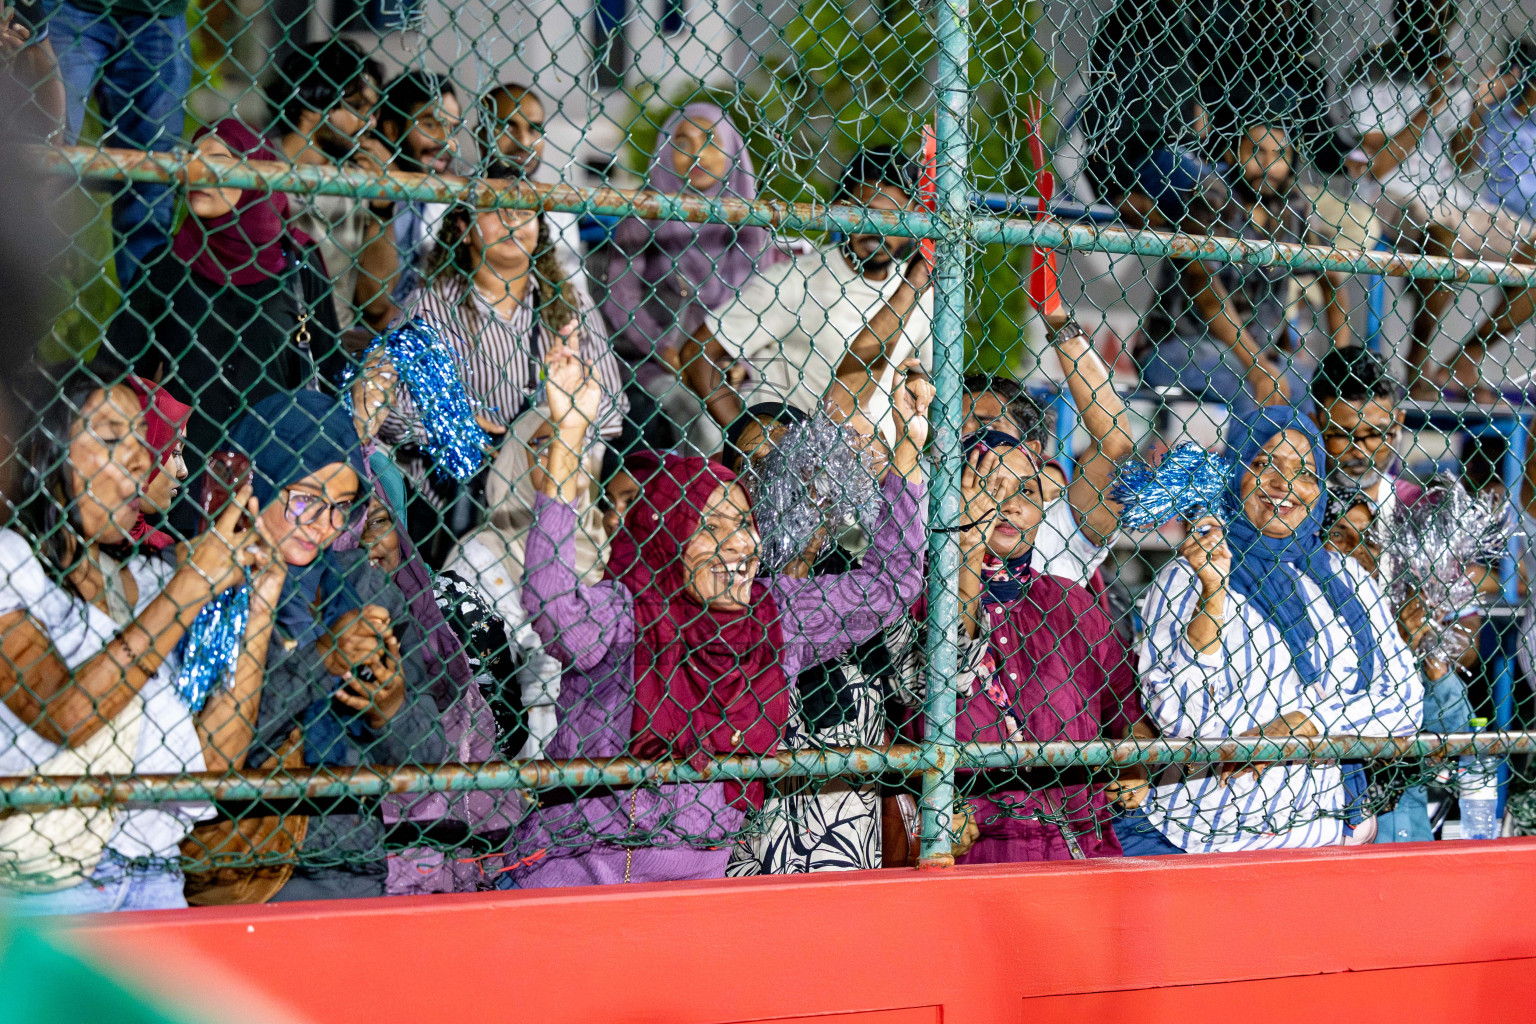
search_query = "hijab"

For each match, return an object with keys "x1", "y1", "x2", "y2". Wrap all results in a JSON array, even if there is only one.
[
  {"x1": 171, "y1": 119, "x2": 296, "y2": 287},
  {"x1": 345, "y1": 450, "x2": 506, "y2": 833},
  {"x1": 227, "y1": 391, "x2": 369, "y2": 641},
  {"x1": 618, "y1": 455, "x2": 791, "y2": 808},
  {"x1": 124, "y1": 376, "x2": 192, "y2": 551},
  {"x1": 604, "y1": 104, "x2": 775, "y2": 356},
  {"x1": 458, "y1": 408, "x2": 609, "y2": 588},
  {"x1": 1224, "y1": 404, "x2": 1380, "y2": 692}
]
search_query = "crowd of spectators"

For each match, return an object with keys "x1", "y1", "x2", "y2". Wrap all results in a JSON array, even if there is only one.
[{"x1": 0, "y1": 0, "x2": 1530, "y2": 916}]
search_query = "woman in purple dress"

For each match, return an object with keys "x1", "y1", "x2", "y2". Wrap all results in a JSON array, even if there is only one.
[{"x1": 506, "y1": 345, "x2": 931, "y2": 887}]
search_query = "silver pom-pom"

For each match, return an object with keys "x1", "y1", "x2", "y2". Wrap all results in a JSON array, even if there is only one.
[
  {"x1": 747, "y1": 409, "x2": 887, "y2": 572},
  {"x1": 1383, "y1": 475, "x2": 1514, "y2": 663}
]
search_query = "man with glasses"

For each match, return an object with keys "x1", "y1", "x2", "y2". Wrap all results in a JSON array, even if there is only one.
[
  {"x1": 271, "y1": 40, "x2": 399, "y2": 333},
  {"x1": 1309, "y1": 345, "x2": 1419, "y2": 519},
  {"x1": 378, "y1": 70, "x2": 462, "y2": 305}
]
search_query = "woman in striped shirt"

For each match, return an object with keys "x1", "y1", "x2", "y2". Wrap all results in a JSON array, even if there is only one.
[
  {"x1": 1120, "y1": 405, "x2": 1422, "y2": 855},
  {"x1": 365, "y1": 201, "x2": 626, "y2": 453}
]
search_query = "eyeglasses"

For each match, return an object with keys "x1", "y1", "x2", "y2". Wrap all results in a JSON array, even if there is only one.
[
  {"x1": 1320, "y1": 424, "x2": 1396, "y2": 449},
  {"x1": 284, "y1": 489, "x2": 367, "y2": 529}
]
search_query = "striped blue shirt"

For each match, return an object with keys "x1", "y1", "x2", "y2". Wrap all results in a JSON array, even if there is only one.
[{"x1": 1136, "y1": 552, "x2": 1423, "y2": 853}]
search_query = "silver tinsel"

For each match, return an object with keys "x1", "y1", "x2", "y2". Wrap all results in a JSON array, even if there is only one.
[
  {"x1": 1383, "y1": 475, "x2": 1513, "y2": 663},
  {"x1": 746, "y1": 409, "x2": 887, "y2": 572}
]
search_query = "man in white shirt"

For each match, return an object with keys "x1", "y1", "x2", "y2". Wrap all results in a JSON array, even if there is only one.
[
  {"x1": 1345, "y1": 29, "x2": 1536, "y2": 396},
  {"x1": 961, "y1": 311, "x2": 1134, "y2": 585},
  {"x1": 692, "y1": 149, "x2": 934, "y2": 421}
]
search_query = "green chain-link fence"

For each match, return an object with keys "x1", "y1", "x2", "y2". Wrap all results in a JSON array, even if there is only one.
[{"x1": 2, "y1": 0, "x2": 1536, "y2": 905}]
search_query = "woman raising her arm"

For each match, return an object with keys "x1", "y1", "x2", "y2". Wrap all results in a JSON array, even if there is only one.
[
  {"x1": 1121, "y1": 406, "x2": 1422, "y2": 854},
  {"x1": 1, "y1": 375, "x2": 279, "y2": 912},
  {"x1": 503, "y1": 345, "x2": 929, "y2": 886}
]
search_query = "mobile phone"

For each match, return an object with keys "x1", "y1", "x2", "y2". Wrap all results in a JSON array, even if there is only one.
[{"x1": 199, "y1": 451, "x2": 253, "y2": 533}]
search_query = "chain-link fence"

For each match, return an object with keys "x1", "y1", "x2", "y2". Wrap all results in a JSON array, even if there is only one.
[{"x1": 1, "y1": 0, "x2": 1536, "y2": 908}]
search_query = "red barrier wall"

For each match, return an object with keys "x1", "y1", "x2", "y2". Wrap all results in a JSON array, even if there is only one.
[{"x1": 66, "y1": 839, "x2": 1536, "y2": 1024}]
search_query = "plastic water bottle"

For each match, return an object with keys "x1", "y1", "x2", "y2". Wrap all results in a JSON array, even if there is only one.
[{"x1": 1458, "y1": 717, "x2": 1500, "y2": 841}]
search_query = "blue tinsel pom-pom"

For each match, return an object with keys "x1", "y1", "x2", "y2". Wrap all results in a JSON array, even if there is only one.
[
  {"x1": 173, "y1": 583, "x2": 251, "y2": 712},
  {"x1": 1111, "y1": 442, "x2": 1235, "y2": 531},
  {"x1": 361, "y1": 318, "x2": 492, "y2": 481}
]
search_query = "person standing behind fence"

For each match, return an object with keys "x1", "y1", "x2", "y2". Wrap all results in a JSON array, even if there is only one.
[
  {"x1": 1436, "y1": 39, "x2": 1536, "y2": 402},
  {"x1": 45, "y1": 0, "x2": 190, "y2": 286},
  {"x1": 594, "y1": 102, "x2": 774, "y2": 452},
  {"x1": 686, "y1": 147, "x2": 934, "y2": 426},
  {"x1": 98, "y1": 118, "x2": 344, "y2": 538},
  {"x1": 378, "y1": 70, "x2": 461, "y2": 306},
  {"x1": 0, "y1": 375, "x2": 280, "y2": 913},
  {"x1": 505, "y1": 344, "x2": 927, "y2": 886},
  {"x1": 892, "y1": 430, "x2": 1138, "y2": 863},
  {"x1": 1309, "y1": 346, "x2": 1419, "y2": 518},
  {"x1": 269, "y1": 40, "x2": 399, "y2": 335},
  {"x1": 444, "y1": 407, "x2": 612, "y2": 760},
  {"x1": 1137, "y1": 119, "x2": 1345, "y2": 412},
  {"x1": 1121, "y1": 406, "x2": 1422, "y2": 855},
  {"x1": 962, "y1": 307, "x2": 1134, "y2": 588}
]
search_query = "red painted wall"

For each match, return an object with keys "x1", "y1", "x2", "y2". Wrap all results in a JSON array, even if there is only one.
[{"x1": 66, "y1": 839, "x2": 1536, "y2": 1024}]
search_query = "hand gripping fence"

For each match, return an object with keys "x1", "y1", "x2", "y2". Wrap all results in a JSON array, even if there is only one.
[{"x1": 5, "y1": 0, "x2": 1536, "y2": 896}]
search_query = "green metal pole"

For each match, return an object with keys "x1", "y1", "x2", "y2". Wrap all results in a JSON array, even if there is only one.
[
  {"x1": 918, "y1": 0, "x2": 972, "y2": 869},
  {"x1": 5, "y1": 734, "x2": 1533, "y2": 811},
  {"x1": 38, "y1": 146, "x2": 1536, "y2": 288}
]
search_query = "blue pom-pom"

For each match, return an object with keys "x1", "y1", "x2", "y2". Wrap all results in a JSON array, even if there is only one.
[
  {"x1": 360, "y1": 318, "x2": 492, "y2": 481},
  {"x1": 173, "y1": 584, "x2": 252, "y2": 712},
  {"x1": 1112, "y1": 442, "x2": 1235, "y2": 531}
]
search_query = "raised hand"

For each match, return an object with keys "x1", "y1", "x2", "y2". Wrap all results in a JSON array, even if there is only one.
[
  {"x1": 184, "y1": 485, "x2": 263, "y2": 599},
  {"x1": 544, "y1": 328, "x2": 601, "y2": 435},
  {"x1": 1179, "y1": 515, "x2": 1230, "y2": 596},
  {"x1": 890, "y1": 358, "x2": 935, "y2": 453}
]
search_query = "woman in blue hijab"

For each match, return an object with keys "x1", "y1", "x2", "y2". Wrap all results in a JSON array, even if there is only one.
[
  {"x1": 1121, "y1": 405, "x2": 1422, "y2": 854},
  {"x1": 183, "y1": 392, "x2": 447, "y2": 904}
]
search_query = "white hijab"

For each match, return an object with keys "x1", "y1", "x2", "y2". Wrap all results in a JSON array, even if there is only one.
[{"x1": 460, "y1": 407, "x2": 609, "y2": 587}]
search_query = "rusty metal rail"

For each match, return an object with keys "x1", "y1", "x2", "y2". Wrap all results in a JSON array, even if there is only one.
[
  {"x1": 32, "y1": 145, "x2": 1536, "y2": 289},
  {"x1": 2, "y1": 734, "x2": 1530, "y2": 812}
]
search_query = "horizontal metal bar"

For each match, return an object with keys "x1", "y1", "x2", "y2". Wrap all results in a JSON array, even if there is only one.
[
  {"x1": 36, "y1": 145, "x2": 1536, "y2": 288},
  {"x1": 0, "y1": 745, "x2": 935, "y2": 811},
  {"x1": 0, "y1": 734, "x2": 1527, "y2": 811},
  {"x1": 957, "y1": 732, "x2": 1536, "y2": 767}
]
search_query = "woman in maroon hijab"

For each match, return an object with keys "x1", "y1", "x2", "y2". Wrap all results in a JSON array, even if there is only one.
[
  {"x1": 97, "y1": 119, "x2": 346, "y2": 537},
  {"x1": 122, "y1": 375, "x2": 192, "y2": 553},
  {"x1": 504, "y1": 346, "x2": 930, "y2": 887}
]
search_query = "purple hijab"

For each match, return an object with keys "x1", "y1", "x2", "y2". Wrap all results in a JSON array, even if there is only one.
[{"x1": 600, "y1": 103, "x2": 776, "y2": 360}]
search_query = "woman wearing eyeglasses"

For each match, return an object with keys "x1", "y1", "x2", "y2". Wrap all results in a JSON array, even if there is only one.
[
  {"x1": 1119, "y1": 405, "x2": 1423, "y2": 854},
  {"x1": 184, "y1": 392, "x2": 447, "y2": 904}
]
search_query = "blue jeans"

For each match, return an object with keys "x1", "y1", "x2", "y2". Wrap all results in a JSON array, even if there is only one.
[
  {"x1": 4, "y1": 850, "x2": 188, "y2": 915},
  {"x1": 1113, "y1": 807, "x2": 1186, "y2": 856},
  {"x1": 47, "y1": 1, "x2": 190, "y2": 286}
]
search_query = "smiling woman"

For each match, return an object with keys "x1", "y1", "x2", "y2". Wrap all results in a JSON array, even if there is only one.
[
  {"x1": 499, "y1": 344, "x2": 928, "y2": 886},
  {"x1": 1125, "y1": 405, "x2": 1423, "y2": 856}
]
